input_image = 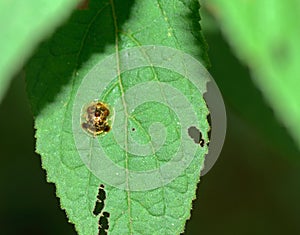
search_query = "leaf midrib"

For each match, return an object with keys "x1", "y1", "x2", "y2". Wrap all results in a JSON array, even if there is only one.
[{"x1": 109, "y1": 0, "x2": 133, "y2": 233}]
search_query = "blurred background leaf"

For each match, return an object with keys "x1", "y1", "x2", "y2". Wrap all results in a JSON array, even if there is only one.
[
  {"x1": 199, "y1": 2, "x2": 300, "y2": 159},
  {"x1": 0, "y1": 0, "x2": 80, "y2": 103},
  {"x1": 203, "y1": 0, "x2": 300, "y2": 149}
]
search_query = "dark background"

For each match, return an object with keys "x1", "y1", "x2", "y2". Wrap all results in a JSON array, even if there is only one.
[{"x1": 1, "y1": 11, "x2": 300, "y2": 235}]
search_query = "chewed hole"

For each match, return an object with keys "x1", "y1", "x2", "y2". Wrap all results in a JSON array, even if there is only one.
[
  {"x1": 93, "y1": 200, "x2": 104, "y2": 216},
  {"x1": 206, "y1": 113, "x2": 212, "y2": 141},
  {"x1": 188, "y1": 126, "x2": 205, "y2": 147},
  {"x1": 92, "y1": 184, "x2": 110, "y2": 234},
  {"x1": 93, "y1": 185, "x2": 106, "y2": 216},
  {"x1": 132, "y1": 127, "x2": 136, "y2": 131},
  {"x1": 99, "y1": 213, "x2": 109, "y2": 235},
  {"x1": 103, "y1": 212, "x2": 110, "y2": 217}
]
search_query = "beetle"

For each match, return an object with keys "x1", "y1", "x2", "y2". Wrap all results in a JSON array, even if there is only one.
[{"x1": 81, "y1": 101, "x2": 111, "y2": 136}]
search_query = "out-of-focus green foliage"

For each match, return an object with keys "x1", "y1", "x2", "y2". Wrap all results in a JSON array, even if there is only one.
[
  {"x1": 206, "y1": 0, "x2": 300, "y2": 149},
  {"x1": 0, "y1": 0, "x2": 80, "y2": 102}
]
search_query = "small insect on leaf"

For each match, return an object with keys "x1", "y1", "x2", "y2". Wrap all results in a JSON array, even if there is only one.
[{"x1": 81, "y1": 101, "x2": 111, "y2": 137}]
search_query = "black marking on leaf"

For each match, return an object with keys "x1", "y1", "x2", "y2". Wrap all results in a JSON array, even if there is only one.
[
  {"x1": 188, "y1": 126, "x2": 205, "y2": 147},
  {"x1": 132, "y1": 127, "x2": 136, "y2": 131}
]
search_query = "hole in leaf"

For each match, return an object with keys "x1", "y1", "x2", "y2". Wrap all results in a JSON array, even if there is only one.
[
  {"x1": 188, "y1": 126, "x2": 205, "y2": 147},
  {"x1": 93, "y1": 184, "x2": 110, "y2": 234},
  {"x1": 103, "y1": 212, "x2": 110, "y2": 218},
  {"x1": 93, "y1": 201, "x2": 104, "y2": 216},
  {"x1": 97, "y1": 185, "x2": 106, "y2": 201},
  {"x1": 98, "y1": 213, "x2": 109, "y2": 235},
  {"x1": 206, "y1": 113, "x2": 211, "y2": 144},
  {"x1": 93, "y1": 185, "x2": 106, "y2": 216}
]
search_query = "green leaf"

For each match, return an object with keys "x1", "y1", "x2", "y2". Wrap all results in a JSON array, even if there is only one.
[
  {"x1": 0, "y1": 0, "x2": 80, "y2": 102},
  {"x1": 26, "y1": 0, "x2": 210, "y2": 234},
  {"x1": 206, "y1": 0, "x2": 300, "y2": 149}
]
